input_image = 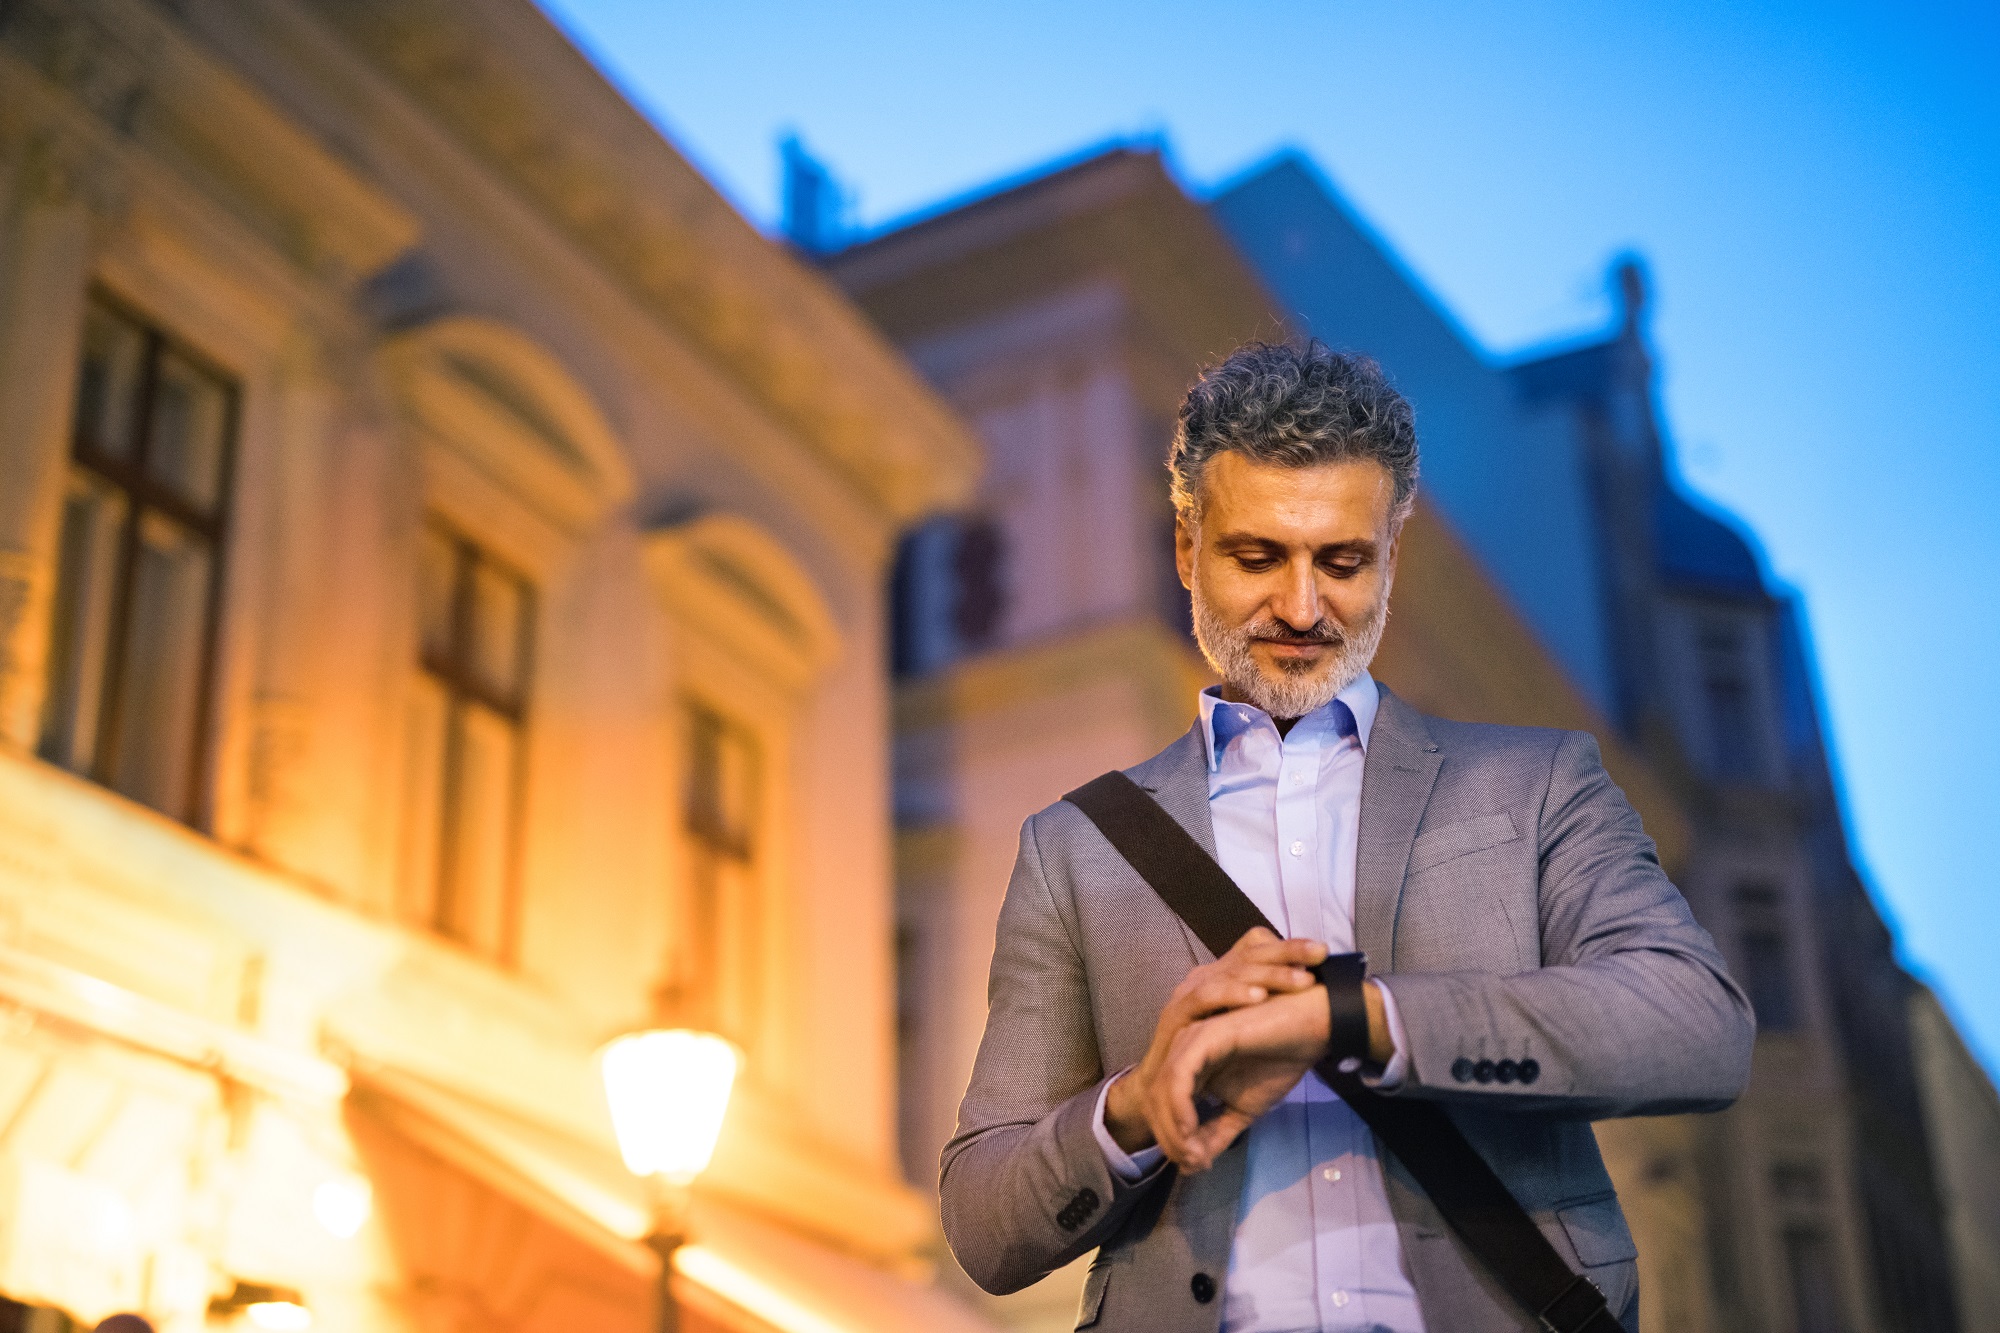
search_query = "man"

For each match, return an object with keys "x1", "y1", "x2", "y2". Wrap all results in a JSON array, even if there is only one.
[{"x1": 939, "y1": 342, "x2": 1753, "y2": 1332}]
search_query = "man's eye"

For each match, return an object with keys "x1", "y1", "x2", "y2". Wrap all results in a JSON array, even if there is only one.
[
  {"x1": 1236, "y1": 556, "x2": 1278, "y2": 572},
  {"x1": 1322, "y1": 560, "x2": 1364, "y2": 578}
]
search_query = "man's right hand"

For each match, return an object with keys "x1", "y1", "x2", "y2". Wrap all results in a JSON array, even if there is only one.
[{"x1": 1103, "y1": 927, "x2": 1327, "y2": 1155}]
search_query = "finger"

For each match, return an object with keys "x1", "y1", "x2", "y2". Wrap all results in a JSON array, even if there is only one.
[
  {"x1": 1227, "y1": 934, "x2": 1329, "y2": 968},
  {"x1": 1178, "y1": 1109, "x2": 1256, "y2": 1173},
  {"x1": 1166, "y1": 978, "x2": 1271, "y2": 1025},
  {"x1": 1224, "y1": 926, "x2": 1280, "y2": 955},
  {"x1": 1232, "y1": 962, "x2": 1319, "y2": 994},
  {"x1": 1173, "y1": 956, "x2": 1317, "y2": 1006},
  {"x1": 1155, "y1": 1020, "x2": 1242, "y2": 1152},
  {"x1": 1171, "y1": 968, "x2": 1321, "y2": 1025}
]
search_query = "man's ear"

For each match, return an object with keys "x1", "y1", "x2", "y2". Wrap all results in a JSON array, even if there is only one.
[{"x1": 1174, "y1": 514, "x2": 1197, "y2": 591}]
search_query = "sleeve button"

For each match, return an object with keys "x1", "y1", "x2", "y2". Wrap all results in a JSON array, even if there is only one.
[
  {"x1": 1496, "y1": 1059, "x2": 1519, "y2": 1084},
  {"x1": 1451, "y1": 1057, "x2": 1475, "y2": 1083},
  {"x1": 1518, "y1": 1058, "x2": 1541, "y2": 1085},
  {"x1": 1473, "y1": 1059, "x2": 1496, "y2": 1083},
  {"x1": 1190, "y1": 1272, "x2": 1217, "y2": 1304}
]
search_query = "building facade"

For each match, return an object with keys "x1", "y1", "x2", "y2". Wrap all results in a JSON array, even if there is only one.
[
  {"x1": 824, "y1": 147, "x2": 1721, "y2": 1333},
  {"x1": 0, "y1": 0, "x2": 996, "y2": 1330},
  {"x1": 1217, "y1": 152, "x2": 1992, "y2": 1333}
]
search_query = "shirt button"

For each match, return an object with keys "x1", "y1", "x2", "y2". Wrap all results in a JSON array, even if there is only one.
[
  {"x1": 1330, "y1": 1290, "x2": 1350, "y2": 1307},
  {"x1": 1321, "y1": 1166, "x2": 1342, "y2": 1182},
  {"x1": 1292, "y1": 772, "x2": 1309, "y2": 785},
  {"x1": 1290, "y1": 840, "x2": 1305, "y2": 856}
]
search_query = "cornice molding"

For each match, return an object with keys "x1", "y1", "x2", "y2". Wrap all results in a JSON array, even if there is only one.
[
  {"x1": 302, "y1": 0, "x2": 982, "y2": 523},
  {"x1": 0, "y1": 0, "x2": 419, "y2": 284},
  {"x1": 643, "y1": 512, "x2": 843, "y2": 695},
  {"x1": 384, "y1": 314, "x2": 636, "y2": 536}
]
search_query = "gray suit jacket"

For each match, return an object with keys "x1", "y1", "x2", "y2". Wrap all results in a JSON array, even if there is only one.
[{"x1": 940, "y1": 687, "x2": 1753, "y2": 1332}]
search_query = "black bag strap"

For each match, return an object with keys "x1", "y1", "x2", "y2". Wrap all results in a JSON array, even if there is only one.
[{"x1": 1065, "y1": 770, "x2": 1625, "y2": 1333}]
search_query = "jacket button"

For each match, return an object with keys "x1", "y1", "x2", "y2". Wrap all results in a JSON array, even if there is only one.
[
  {"x1": 1054, "y1": 1187, "x2": 1099, "y2": 1232},
  {"x1": 1518, "y1": 1058, "x2": 1540, "y2": 1085},
  {"x1": 1451, "y1": 1057, "x2": 1474, "y2": 1083},
  {"x1": 1473, "y1": 1059, "x2": 1496, "y2": 1083},
  {"x1": 1190, "y1": 1272, "x2": 1216, "y2": 1304},
  {"x1": 1496, "y1": 1059, "x2": 1519, "y2": 1084}
]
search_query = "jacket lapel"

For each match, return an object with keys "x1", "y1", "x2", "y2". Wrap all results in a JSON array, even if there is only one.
[
  {"x1": 1127, "y1": 723, "x2": 1218, "y2": 963},
  {"x1": 1127, "y1": 723, "x2": 1216, "y2": 857},
  {"x1": 1356, "y1": 686, "x2": 1442, "y2": 969}
]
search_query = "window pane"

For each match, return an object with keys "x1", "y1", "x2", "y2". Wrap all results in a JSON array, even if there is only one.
[
  {"x1": 441, "y1": 702, "x2": 517, "y2": 957},
  {"x1": 466, "y1": 558, "x2": 529, "y2": 706},
  {"x1": 418, "y1": 527, "x2": 460, "y2": 668},
  {"x1": 688, "y1": 706, "x2": 758, "y2": 856},
  {"x1": 107, "y1": 512, "x2": 212, "y2": 820},
  {"x1": 681, "y1": 845, "x2": 723, "y2": 1031},
  {"x1": 679, "y1": 845, "x2": 760, "y2": 1043},
  {"x1": 711, "y1": 853, "x2": 761, "y2": 1042},
  {"x1": 1706, "y1": 677, "x2": 1761, "y2": 781},
  {"x1": 1782, "y1": 1227, "x2": 1842, "y2": 1333},
  {"x1": 1744, "y1": 929, "x2": 1798, "y2": 1031},
  {"x1": 145, "y1": 350, "x2": 231, "y2": 514},
  {"x1": 396, "y1": 673, "x2": 450, "y2": 928},
  {"x1": 73, "y1": 304, "x2": 146, "y2": 462},
  {"x1": 38, "y1": 472, "x2": 129, "y2": 770},
  {"x1": 1771, "y1": 1161, "x2": 1825, "y2": 1205}
]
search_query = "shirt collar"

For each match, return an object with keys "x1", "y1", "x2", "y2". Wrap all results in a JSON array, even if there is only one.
[{"x1": 1198, "y1": 673, "x2": 1380, "y2": 772}]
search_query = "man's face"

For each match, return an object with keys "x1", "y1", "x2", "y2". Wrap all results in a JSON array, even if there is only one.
[{"x1": 1175, "y1": 451, "x2": 1400, "y2": 719}]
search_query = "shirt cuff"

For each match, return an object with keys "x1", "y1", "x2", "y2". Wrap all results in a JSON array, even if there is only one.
[
  {"x1": 1363, "y1": 978, "x2": 1412, "y2": 1090},
  {"x1": 1093, "y1": 1069, "x2": 1165, "y2": 1181}
]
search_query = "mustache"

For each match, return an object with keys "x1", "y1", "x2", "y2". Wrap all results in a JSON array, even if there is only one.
[{"x1": 1245, "y1": 618, "x2": 1346, "y2": 646}]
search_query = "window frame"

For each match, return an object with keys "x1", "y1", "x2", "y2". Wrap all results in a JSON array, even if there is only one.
[
  {"x1": 402, "y1": 518, "x2": 538, "y2": 961},
  {"x1": 39, "y1": 289, "x2": 239, "y2": 829},
  {"x1": 670, "y1": 695, "x2": 768, "y2": 1044}
]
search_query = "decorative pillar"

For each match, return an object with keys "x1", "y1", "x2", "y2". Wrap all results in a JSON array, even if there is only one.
[
  {"x1": 0, "y1": 133, "x2": 110, "y2": 752},
  {"x1": 241, "y1": 330, "x2": 342, "y2": 869}
]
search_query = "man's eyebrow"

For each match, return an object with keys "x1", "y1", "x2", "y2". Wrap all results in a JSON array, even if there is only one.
[{"x1": 1210, "y1": 532, "x2": 1378, "y2": 556}]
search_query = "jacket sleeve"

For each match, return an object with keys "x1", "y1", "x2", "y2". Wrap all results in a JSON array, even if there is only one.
[
  {"x1": 1382, "y1": 730, "x2": 1755, "y2": 1118},
  {"x1": 938, "y1": 812, "x2": 1172, "y2": 1295}
]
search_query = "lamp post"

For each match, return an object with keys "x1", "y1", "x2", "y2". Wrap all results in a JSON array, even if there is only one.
[{"x1": 599, "y1": 1029, "x2": 741, "y2": 1333}]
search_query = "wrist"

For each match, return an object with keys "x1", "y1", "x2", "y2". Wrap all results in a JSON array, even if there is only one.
[
  {"x1": 1104, "y1": 1070, "x2": 1156, "y2": 1154},
  {"x1": 1364, "y1": 979, "x2": 1394, "y2": 1066}
]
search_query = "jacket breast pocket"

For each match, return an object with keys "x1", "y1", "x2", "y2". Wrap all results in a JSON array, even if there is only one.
[
  {"x1": 1409, "y1": 812, "x2": 1519, "y2": 874},
  {"x1": 1551, "y1": 1192, "x2": 1640, "y2": 1321}
]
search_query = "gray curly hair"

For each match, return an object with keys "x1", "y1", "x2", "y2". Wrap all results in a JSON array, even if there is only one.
[{"x1": 1169, "y1": 340, "x2": 1419, "y2": 528}]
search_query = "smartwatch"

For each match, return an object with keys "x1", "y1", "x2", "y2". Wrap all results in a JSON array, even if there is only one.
[{"x1": 1312, "y1": 951, "x2": 1371, "y2": 1069}]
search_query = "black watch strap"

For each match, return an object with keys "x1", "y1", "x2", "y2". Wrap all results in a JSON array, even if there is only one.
[{"x1": 1313, "y1": 951, "x2": 1371, "y2": 1067}]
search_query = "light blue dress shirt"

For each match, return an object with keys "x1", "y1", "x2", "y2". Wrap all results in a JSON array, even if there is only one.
[{"x1": 1093, "y1": 674, "x2": 1426, "y2": 1333}]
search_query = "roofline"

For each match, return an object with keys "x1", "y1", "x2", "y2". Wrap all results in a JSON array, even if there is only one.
[{"x1": 304, "y1": 0, "x2": 983, "y2": 522}]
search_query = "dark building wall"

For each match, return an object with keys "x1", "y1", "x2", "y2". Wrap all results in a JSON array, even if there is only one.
[{"x1": 1219, "y1": 154, "x2": 1967, "y2": 1332}]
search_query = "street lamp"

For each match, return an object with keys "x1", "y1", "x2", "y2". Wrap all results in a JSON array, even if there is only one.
[{"x1": 599, "y1": 1029, "x2": 741, "y2": 1333}]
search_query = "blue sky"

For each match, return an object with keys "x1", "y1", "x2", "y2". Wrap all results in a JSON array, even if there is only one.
[{"x1": 539, "y1": 0, "x2": 2000, "y2": 1073}]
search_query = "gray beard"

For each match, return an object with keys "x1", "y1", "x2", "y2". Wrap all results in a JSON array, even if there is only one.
[{"x1": 1190, "y1": 573, "x2": 1391, "y2": 720}]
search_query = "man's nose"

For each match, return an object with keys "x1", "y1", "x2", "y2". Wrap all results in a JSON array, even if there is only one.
[{"x1": 1271, "y1": 562, "x2": 1319, "y2": 629}]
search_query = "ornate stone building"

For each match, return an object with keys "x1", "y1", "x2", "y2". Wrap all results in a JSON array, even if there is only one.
[
  {"x1": 0, "y1": 0, "x2": 994, "y2": 1329},
  {"x1": 823, "y1": 146, "x2": 1716, "y2": 1333}
]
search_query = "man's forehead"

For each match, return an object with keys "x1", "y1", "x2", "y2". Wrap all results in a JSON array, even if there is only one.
[{"x1": 1197, "y1": 453, "x2": 1394, "y2": 532}]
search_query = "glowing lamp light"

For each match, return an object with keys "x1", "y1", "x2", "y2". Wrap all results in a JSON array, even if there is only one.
[
  {"x1": 245, "y1": 1302, "x2": 313, "y2": 1332},
  {"x1": 312, "y1": 1175, "x2": 373, "y2": 1239},
  {"x1": 212, "y1": 1283, "x2": 311, "y2": 1331},
  {"x1": 599, "y1": 1029, "x2": 740, "y2": 1184}
]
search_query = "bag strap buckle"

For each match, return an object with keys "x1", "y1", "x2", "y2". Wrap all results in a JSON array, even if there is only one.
[{"x1": 1538, "y1": 1272, "x2": 1613, "y2": 1333}]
